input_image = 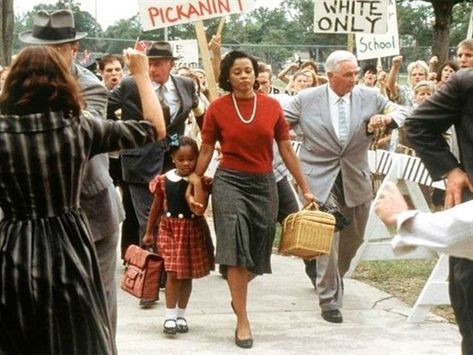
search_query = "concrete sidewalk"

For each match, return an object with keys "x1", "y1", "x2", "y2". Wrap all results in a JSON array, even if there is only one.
[{"x1": 116, "y1": 253, "x2": 460, "y2": 355}]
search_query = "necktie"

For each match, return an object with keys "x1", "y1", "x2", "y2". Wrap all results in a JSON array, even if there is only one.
[
  {"x1": 157, "y1": 85, "x2": 170, "y2": 125},
  {"x1": 338, "y1": 98, "x2": 348, "y2": 143}
]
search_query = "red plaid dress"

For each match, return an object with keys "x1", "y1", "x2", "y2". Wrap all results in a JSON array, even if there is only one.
[{"x1": 150, "y1": 171, "x2": 215, "y2": 279}]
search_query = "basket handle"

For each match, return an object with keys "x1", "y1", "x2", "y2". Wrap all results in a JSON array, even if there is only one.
[{"x1": 303, "y1": 201, "x2": 319, "y2": 211}]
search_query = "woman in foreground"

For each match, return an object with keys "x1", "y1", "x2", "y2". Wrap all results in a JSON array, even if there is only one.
[{"x1": 0, "y1": 46, "x2": 165, "y2": 354}]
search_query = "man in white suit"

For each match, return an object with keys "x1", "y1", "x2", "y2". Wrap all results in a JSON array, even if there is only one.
[{"x1": 284, "y1": 50, "x2": 407, "y2": 323}]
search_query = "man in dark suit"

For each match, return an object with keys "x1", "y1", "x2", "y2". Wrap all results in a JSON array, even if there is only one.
[
  {"x1": 108, "y1": 41, "x2": 204, "y2": 244},
  {"x1": 406, "y1": 68, "x2": 473, "y2": 355}
]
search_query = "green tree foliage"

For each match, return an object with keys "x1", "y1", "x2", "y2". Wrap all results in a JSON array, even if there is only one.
[
  {"x1": 407, "y1": 0, "x2": 473, "y2": 63},
  {"x1": 449, "y1": 1, "x2": 473, "y2": 46},
  {"x1": 10, "y1": 0, "x2": 473, "y2": 67}
]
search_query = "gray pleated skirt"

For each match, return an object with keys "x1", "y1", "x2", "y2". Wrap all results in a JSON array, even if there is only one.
[{"x1": 212, "y1": 167, "x2": 278, "y2": 275}]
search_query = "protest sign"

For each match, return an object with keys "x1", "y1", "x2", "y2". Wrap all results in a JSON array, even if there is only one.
[
  {"x1": 138, "y1": 0, "x2": 255, "y2": 31},
  {"x1": 355, "y1": 0, "x2": 399, "y2": 60},
  {"x1": 314, "y1": 0, "x2": 388, "y2": 34},
  {"x1": 173, "y1": 39, "x2": 199, "y2": 68}
]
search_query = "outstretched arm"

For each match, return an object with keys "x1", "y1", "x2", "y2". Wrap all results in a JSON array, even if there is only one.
[
  {"x1": 123, "y1": 48, "x2": 166, "y2": 140},
  {"x1": 375, "y1": 182, "x2": 473, "y2": 260},
  {"x1": 277, "y1": 63, "x2": 299, "y2": 85},
  {"x1": 386, "y1": 55, "x2": 402, "y2": 101}
]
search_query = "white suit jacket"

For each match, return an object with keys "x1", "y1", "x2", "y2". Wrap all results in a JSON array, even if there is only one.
[{"x1": 284, "y1": 84, "x2": 406, "y2": 207}]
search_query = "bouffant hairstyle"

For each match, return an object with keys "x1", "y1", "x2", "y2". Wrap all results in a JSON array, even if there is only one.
[
  {"x1": 0, "y1": 45, "x2": 83, "y2": 117},
  {"x1": 218, "y1": 50, "x2": 259, "y2": 92}
]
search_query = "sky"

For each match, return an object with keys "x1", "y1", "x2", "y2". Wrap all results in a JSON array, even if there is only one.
[{"x1": 15, "y1": 0, "x2": 282, "y2": 30}]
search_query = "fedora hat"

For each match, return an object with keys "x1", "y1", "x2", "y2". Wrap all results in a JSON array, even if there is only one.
[
  {"x1": 19, "y1": 9, "x2": 87, "y2": 45},
  {"x1": 146, "y1": 41, "x2": 180, "y2": 60}
]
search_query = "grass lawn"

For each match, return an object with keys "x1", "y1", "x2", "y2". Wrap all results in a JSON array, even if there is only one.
[{"x1": 352, "y1": 259, "x2": 456, "y2": 323}]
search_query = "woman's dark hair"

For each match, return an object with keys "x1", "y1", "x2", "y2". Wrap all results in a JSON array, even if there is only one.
[
  {"x1": 362, "y1": 64, "x2": 378, "y2": 75},
  {"x1": 218, "y1": 50, "x2": 259, "y2": 92},
  {"x1": 169, "y1": 135, "x2": 199, "y2": 156},
  {"x1": 436, "y1": 61, "x2": 459, "y2": 82},
  {"x1": 0, "y1": 45, "x2": 83, "y2": 117}
]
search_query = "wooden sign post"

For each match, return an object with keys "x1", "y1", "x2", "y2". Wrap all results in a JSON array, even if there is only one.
[{"x1": 194, "y1": 20, "x2": 219, "y2": 101}]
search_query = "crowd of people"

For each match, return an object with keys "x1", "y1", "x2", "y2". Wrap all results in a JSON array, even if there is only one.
[{"x1": 1, "y1": 7, "x2": 473, "y2": 355}]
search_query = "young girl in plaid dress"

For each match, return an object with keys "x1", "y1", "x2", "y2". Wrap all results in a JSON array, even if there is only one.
[{"x1": 143, "y1": 136, "x2": 214, "y2": 335}]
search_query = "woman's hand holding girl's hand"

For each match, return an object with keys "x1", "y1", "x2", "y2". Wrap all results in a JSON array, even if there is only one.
[{"x1": 187, "y1": 172, "x2": 201, "y2": 185}]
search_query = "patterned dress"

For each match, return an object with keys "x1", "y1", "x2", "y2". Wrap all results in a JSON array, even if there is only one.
[
  {"x1": 0, "y1": 111, "x2": 156, "y2": 355},
  {"x1": 150, "y1": 170, "x2": 214, "y2": 279}
]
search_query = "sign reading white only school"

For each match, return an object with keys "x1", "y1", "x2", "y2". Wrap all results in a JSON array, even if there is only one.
[
  {"x1": 355, "y1": 0, "x2": 399, "y2": 60},
  {"x1": 314, "y1": 0, "x2": 389, "y2": 34},
  {"x1": 138, "y1": 0, "x2": 256, "y2": 31}
]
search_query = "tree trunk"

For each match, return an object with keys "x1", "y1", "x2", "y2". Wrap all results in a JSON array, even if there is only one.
[
  {"x1": 430, "y1": 1, "x2": 454, "y2": 65},
  {"x1": 0, "y1": 0, "x2": 14, "y2": 66}
]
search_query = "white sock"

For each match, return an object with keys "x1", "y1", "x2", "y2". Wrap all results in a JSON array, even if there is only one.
[
  {"x1": 165, "y1": 307, "x2": 177, "y2": 320},
  {"x1": 177, "y1": 308, "x2": 187, "y2": 326},
  {"x1": 177, "y1": 307, "x2": 186, "y2": 319}
]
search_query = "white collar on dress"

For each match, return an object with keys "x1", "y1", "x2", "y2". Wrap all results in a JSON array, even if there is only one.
[{"x1": 165, "y1": 169, "x2": 188, "y2": 182}]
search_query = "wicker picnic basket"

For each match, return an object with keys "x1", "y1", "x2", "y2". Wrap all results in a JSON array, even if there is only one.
[{"x1": 279, "y1": 202, "x2": 336, "y2": 259}]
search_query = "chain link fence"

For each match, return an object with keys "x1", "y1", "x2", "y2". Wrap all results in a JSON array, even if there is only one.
[{"x1": 72, "y1": 38, "x2": 456, "y2": 78}]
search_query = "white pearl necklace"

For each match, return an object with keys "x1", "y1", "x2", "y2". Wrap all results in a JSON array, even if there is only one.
[{"x1": 231, "y1": 93, "x2": 257, "y2": 124}]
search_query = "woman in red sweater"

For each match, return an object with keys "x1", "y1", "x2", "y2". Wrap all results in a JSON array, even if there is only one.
[{"x1": 190, "y1": 50, "x2": 315, "y2": 349}]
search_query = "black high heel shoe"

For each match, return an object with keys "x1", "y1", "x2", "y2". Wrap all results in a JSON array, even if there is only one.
[{"x1": 235, "y1": 329, "x2": 253, "y2": 349}]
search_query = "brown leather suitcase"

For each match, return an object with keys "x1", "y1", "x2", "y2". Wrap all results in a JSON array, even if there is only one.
[{"x1": 121, "y1": 245, "x2": 163, "y2": 302}]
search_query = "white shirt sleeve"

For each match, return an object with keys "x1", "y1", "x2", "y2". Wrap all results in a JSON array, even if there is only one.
[{"x1": 391, "y1": 201, "x2": 473, "y2": 260}]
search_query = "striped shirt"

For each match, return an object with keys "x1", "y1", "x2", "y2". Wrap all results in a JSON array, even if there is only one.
[{"x1": 0, "y1": 111, "x2": 156, "y2": 219}]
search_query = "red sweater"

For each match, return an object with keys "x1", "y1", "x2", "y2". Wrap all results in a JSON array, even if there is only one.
[{"x1": 202, "y1": 93, "x2": 290, "y2": 173}]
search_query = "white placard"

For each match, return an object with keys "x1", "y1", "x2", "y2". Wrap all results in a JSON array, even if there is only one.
[
  {"x1": 314, "y1": 0, "x2": 388, "y2": 34},
  {"x1": 172, "y1": 39, "x2": 199, "y2": 68},
  {"x1": 355, "y1": 0, "x2": 399, "y2": 60},
  {"x1": 138, "y1": 0, "x2": 256, "y2": 31}
]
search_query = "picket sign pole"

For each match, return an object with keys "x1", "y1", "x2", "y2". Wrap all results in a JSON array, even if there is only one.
[
  {"x1": 347, "y1": 33, "x2": 354, "y2": 53},
  {"x1": 194, "y1": 20, "x2": 219, "y2": 101},
  {"x1": 217, "y1": 16, "x2": 226, "y2": 37}
]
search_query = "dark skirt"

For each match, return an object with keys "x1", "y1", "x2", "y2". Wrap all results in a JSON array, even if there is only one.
[
  {"x1": 212, "y1": 168, "x2": 278, "y2": 275},
  {"x1": 0, "y1": 209, "x2": 116, "y2": 355}
]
